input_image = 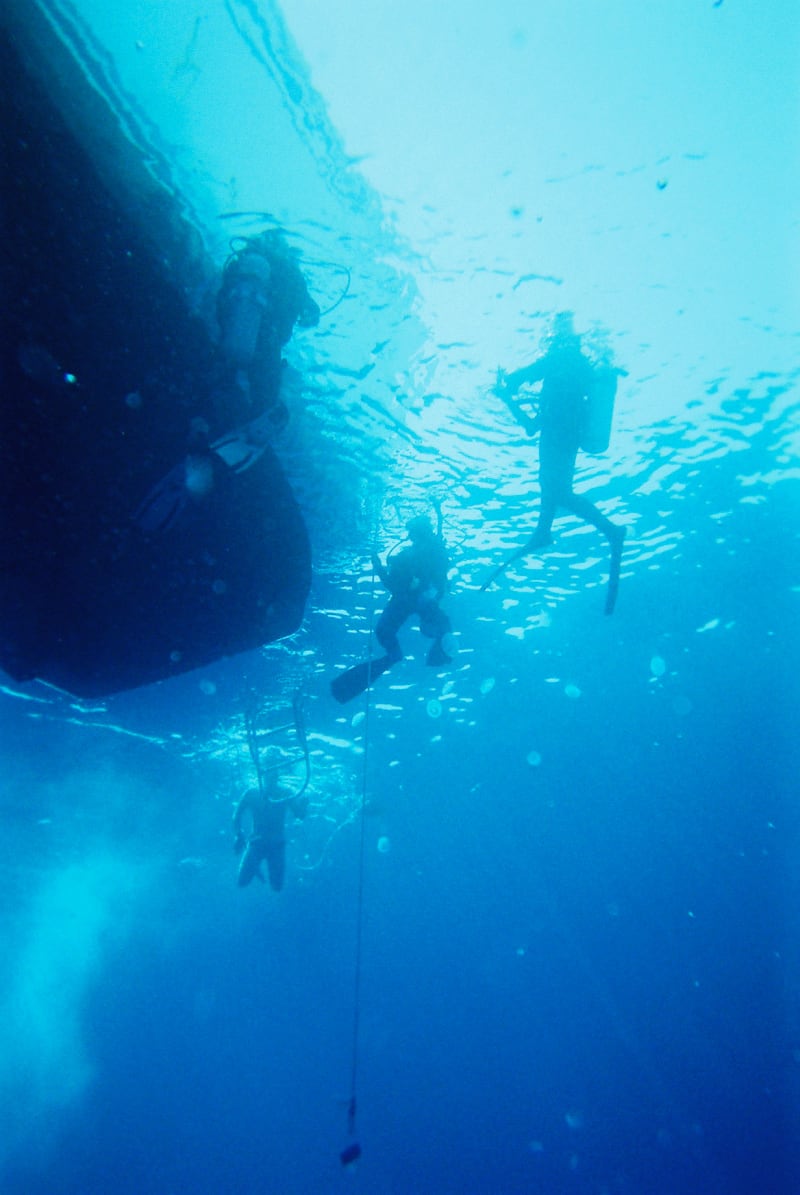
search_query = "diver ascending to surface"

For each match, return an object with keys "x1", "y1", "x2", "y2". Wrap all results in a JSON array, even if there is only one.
[
  {"x1": 232, "y1": 782, "x2": 307, "y2": 892},
  {"x1": 216, "y1": 227, "x2": 320, "y2": 430},
  {"x1": 233, "y1": 694, "x2": 311, "y2": 891},
  {"x1": 331, "y1": 504, "x2": 452, "y2": 705},
  {"x1": 485, "y1": 311, "x2": 627, "y2": 614}
]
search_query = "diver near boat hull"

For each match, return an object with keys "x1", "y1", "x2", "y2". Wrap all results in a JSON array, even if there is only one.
[{"x1": 216, "y1": 228, "x2": 320, "y2": 429}]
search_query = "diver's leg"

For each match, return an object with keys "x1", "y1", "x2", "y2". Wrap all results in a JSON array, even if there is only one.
[
  {"x1": 264, "y1": 837, "x2": 286, "y2": 891},
  {"x1": 563, "y1": 491, "x2": 622, "y2": 545},
  {"x1": 562, "y1": 491, "x2": 626, "y2": 613},
  {"x1": 527, "y1": 447, "x2": 574, "y2": 548},
  {"x1": 257, "y1": 791, "x2": 288, "y2": 892},
  {"x1": 527, "y1": 479, "x2": 561, "y2": 548},
  {"x1": 246, "y1": 314, "x2": 290, "y2": 425},
  {"x1": 237, "y1": 837, "x2": 264, "y2": 887},
  {"x1": 375, "y1": 598, "x2": 407, "y2": 664},
  {"x1": 419, "y1": 601, "x2": 452, "y2": 666},
  {"x1": 528, "y1": 497, "x2": 557, "y2": 547}
]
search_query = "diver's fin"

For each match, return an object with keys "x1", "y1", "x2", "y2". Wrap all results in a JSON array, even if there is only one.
[
  {"x1": 480, "y1": 534, "x2": 551, "y2": 591},
  {"x1": 604, "y1": 526, "x2": 626, "y2": 615},
  {"x1": 133, "y1": 462, "x2": 189, "y2": 534},
  {"x1": 212, "y1": 412, "x2": 273, "y2": 474},
  {"x1": 330, "y1": 656, "x2": 393, "y2": 704}
]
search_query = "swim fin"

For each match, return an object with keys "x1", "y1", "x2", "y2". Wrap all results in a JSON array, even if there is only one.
[
  {"x1": 330, "y1": 655, "x2": 394, "y2": 704},
  {"x1": 605, "y1": 526, "x2": 626, "y2": 615},
  {"x1": 480, "y1": 533, "x2": 551, "y2": 591}
]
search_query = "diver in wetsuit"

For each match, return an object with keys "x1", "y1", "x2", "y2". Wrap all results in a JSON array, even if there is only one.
[
  {"x1": 233, "y1": 783, "x2": 307, "y2": 892},
  {"x1": 373, "y1": 514, "x2": 452, "y2": 667},
  {"x1": 136, "y1": 230, "x2": 319, "y2": 534},
  {"x1": 331, "y1": 511, "x2": 452, "y2": 704},
  {"x1": 490, "y1": 311, "x2": 626, "y2": 612},
  {"x1": 216, "y1": 228, "x2": 320, "y2": 429}
]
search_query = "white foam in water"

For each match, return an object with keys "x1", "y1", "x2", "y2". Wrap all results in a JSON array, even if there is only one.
[{"x1": 650, "y1": 655, "x2": 667, "y2": 677}]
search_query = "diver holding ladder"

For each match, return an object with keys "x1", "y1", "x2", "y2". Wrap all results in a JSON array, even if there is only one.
[{"x1": 232, "y1": 692, "x2": 311, "y2": 891}]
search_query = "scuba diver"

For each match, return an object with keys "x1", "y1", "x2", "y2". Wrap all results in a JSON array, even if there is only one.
[
  {"x1": 134, "y1": 230, "x2": 319, "y2": 534},
  {"x1": 486, "y1": 311, "x2": 627, "y2": 614},
  {"x1": 233, "y1": 693, "x2": 311, "y2": 892},
  {"x1": 232, "y1": 782, "x2": 307, "y2": 892},
  {"x1": 331, "y1": 507, "x2": 452, "y2": 705},
  {"x1": 216, "y1": 228, "x2": 320, "y2": 429}
]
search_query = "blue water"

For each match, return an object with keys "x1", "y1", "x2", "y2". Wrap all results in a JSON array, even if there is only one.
[{"x1": 3, "y1": 3, "x2": 799, "y2": 1193}]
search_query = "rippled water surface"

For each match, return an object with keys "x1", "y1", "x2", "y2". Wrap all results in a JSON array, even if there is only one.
[{"x1": 2, "y1": 4, "x2": 798, "y2": 1194}]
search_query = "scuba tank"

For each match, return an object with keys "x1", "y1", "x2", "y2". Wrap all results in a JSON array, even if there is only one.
[
  {"x1": 580, "y1": 364, "x2": 619, "y2": 454},
  {"x1": 219, "y1": 251, "x2": 273, "y2": 368}
]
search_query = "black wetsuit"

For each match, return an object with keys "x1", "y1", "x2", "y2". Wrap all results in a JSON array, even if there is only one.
[
  {"x1": 217, "y1": 247, "x2": 320, "y2": 421},
  {"x1": 506, "y1": 338, "x2": 618, "y2": 545},
  {"x1": 233, "y1": 788, "x2": 288, "y2": 891},
  {"x1": 376, "y1": 536, "x2": 451, "y2": 664}
]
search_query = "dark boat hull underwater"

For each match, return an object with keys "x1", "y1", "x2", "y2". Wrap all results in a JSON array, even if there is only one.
[{"x1": 1, "y1": 4, "x2": 311, "y2": 698}]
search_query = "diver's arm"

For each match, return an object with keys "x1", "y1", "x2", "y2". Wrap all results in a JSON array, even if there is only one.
[
  {"x1": 297, "y1": 292, "x2": 321, "y2": 328},
  {"x1": 371, "y1": 553, "x2": 391, "y2": 590},
  {"x1": 495, "y1": 366, "x2": 542, "y2": 435},
  {"x1": 500, "y1": 358, "x2": 546, "y2": 394},
  {"x1": 432, "y1": 571, "x2": 448, "y2": 602},
  {"x1": 232, "y1": 793, "x2": 254, "y2": 851},
  {"x1": 232, "y1": 803, "x2": 246, "y2": 853},
  {"x1": 498, "y1": 388, "x2": 540, "y2": 436},
  {"x1": 289, "y1": 262, "x2": 320, "y2": 328}
]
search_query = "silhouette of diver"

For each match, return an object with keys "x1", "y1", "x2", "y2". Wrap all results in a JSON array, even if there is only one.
[
  {"x1": 486, "y1": 311, "x2": 626, "y2": 613},
  {"x1": 233, "y1": 782, "x2": 307, "y2": 892},
  {"x1": 134, "y1": 228, "x2": 319, "y2": 536},
  {"x1": 233, "y1": 694, "x2": 311, "y2": 891},
  {"x1": 331, "y1": 509, "x2": 452, "y2": 704},
  {"x1": 217, "y1": 227, "x2": 320, "y2": 429}
]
